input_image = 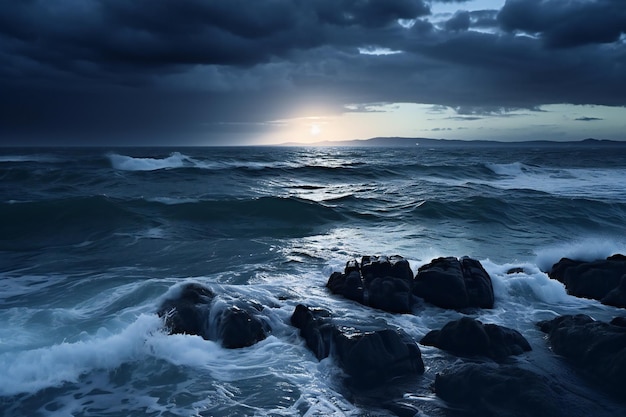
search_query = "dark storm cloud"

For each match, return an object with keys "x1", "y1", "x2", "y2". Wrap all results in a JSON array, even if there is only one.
[
  {"x1": 575, "y1": 116, "x2": 603, "y2": 122},
  {"x1": 0, "y1": 0, "x2": 625, "y2": 144},
  {"x1": 498, "y1": 0, "x2": 626, "y2": 48},
  {"x1": 444, "y1": 11, "x2": 471, "y2": 31}
]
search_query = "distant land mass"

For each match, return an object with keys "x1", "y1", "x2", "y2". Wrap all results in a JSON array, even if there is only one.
[{"x1": 278, "y1": 137, "x2": 626, "y2": 147}]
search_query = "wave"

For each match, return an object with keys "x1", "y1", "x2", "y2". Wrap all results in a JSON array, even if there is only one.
[
  {"x1": 0, "y1": 154, "x2": 61, "y2": 163},
  {"x1": 0, "y1": 196, "x2": 146, "y2": 249},
  {"x1": 108, "y1": 152, "x2": 197, "y2": 171},
  {"x1": 0, "y1": 314, "x2": 164, "y2": 396}
]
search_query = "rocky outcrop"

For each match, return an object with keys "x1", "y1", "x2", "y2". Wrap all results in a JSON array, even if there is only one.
[
  {"x1": 538, "y1": 314, "x2": 626, "y2": 392},
  {"x1": 420, "y1": 317, "x2": 531, "y2": 361},
  {"x1": 290, "y1": 304, "x2": 424, "y2": 386},
  {"x1": 327, "y1": 255, "x2": 495, "y2": 313},
  {"x1": 548, "y1": 255, "x2": 626, "y2": 308},
  {"x1": 327, "y1": 255, "x2": 414, "y2": 313},
  {"x1": 435, "y1": 363, "x2": 565, "y2": 417},
  {"x1": 158, "y1": 283, "x2": 270, "y2": 349},
  {"x1": 413, "y1": 256, "x2": 494, "y2": 309}
]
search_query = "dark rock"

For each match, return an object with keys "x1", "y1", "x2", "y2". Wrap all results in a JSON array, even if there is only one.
[
  {"x1": 326, "y1": 255, "x2": 414, "y2": 313},
  {"x1": 548, "y1": 255, "x2": 626, "y2": 307},
  {"x1": 435, "y1": 363, "x2": 565, "y2": 417},
  {"x1": 327, "y1": 271, "x2": 365, "y2": 304},
  {"x1": 217, "y1": 305, "x2": 268, "y2": 349},
  {"x1": 290, "y1": 305, "x2": 424, "y2": 387},
  {"x1": 158, "y1": 283, "x2": 215, "y2": 338},
  {"x1": 538, "y1": 314, "x2": 626, "y2": 393},
  {"x1": 602, "y1": 275, "x2": 626, "y2": 308},
  {"x1": 610, "y1": 316, "x2": 626, "y2": 327},
  {"x1": 333, "y1": 326, "x2": 425, "y2": 387},
  {"x1": 421, "y1": 317, "x2": 531, "y2": 361},
  {"x1": 507, "y1": 267, "x2": 525, "y2": 274},
  {"x1": 158, "y1": 283, "x2": 270, "y2": 349},
  {"x1": 290, "y1": 304, "x2": 333, "y2": 360},
  {"x1": 413, "y1": 256, "x2": 494, "y2": 309}
]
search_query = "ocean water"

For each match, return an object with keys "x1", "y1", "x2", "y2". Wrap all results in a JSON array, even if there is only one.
[{"x1": 1, "y1": 144, "x2": 626, "y2": 416}]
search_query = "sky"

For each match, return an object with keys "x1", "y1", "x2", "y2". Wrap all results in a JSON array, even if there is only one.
[{"x1": 1, "y1": 0, "x2": 625, "y2": 146}]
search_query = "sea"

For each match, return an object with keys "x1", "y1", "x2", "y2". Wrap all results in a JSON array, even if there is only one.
[{"x1": 1, "y1": 144, "x2": 626, "y2": 417}]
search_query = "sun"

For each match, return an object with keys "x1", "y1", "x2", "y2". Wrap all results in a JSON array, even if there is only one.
[{"x1": 309, "y1": 123, "x2": 321, "y2": 136}]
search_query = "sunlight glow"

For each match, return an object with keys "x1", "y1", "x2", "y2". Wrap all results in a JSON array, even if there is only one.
[{"x1": 310, "y1": 124, "x2": 321, "y2": 136}]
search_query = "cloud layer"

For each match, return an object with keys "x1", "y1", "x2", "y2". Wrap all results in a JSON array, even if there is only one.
[{"x1": 1, "y1": 0, "x2": 625, "y2": 143}]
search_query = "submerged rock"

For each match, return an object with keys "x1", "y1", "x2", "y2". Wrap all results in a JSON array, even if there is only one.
[
  {"x1": 538, "y1": 314, "x2": 626, "y2": 394},
  {"x1": 420, "y1": 316, "x2": 531, "y2": 361},
  {"x1": 548, "y1": 255, "x2": 626, "y2": 308},
  {"x1": 158, "y1": 283, "x2": 270, "y2": 349},
  {"x1": 413, "y1": 256, "x2": 494, "y2": 309},
  {"x1": 290, "y1": 304, "x2": 424, "y2": 386},
  {"x1": 326, "y1": 255, "x2": 414, "y2": 313},
  {"x1": 435, "y1": 363, "x2": 565, "y2": 417}
]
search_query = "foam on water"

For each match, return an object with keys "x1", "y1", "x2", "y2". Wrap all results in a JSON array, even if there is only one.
[
  {"x1": 0, "y1": 314, "x2": 163, "y2": 396},
  {"x1": 534, "y1": 237, "x2": 626, "y2": 271},
  {"x1": 108, "y1": 152, "x2": 194, "y2": 171}
]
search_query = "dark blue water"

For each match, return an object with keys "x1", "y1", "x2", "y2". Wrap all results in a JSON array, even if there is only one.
[{"x1": 1, "y1": 145, "x2": 626, "y2": 416}]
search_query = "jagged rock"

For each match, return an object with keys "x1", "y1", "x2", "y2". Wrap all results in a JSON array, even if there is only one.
[
  {"x1": 326, "y1": 255, "x2": 414, "y2": 313},
  {"x1": 290, "y1": 304, "x2": 333, "y2": 360},
  {"x1": 435, "y1": 363, "x2": 565, "y2": 417},
  {"x1": 217, "y1": 304, "x2": 268, "y2": 349},
  {"x1": 413, "y1": 256, "x2": 494, "y2": 309},
  {"x1": 538, "y1": 314, "x2": 626, "y2": 393},
  {"x1": 548, "y1": 255, "x2": 626, "y2": 308},
  {"x1": 158, "y1": 283, "x2": 270, "y2": 349},
  {"x1": 158, "y1": 283, "x2": 215, "y2": 338},
  {"x1": 420, "y1": 317, "x2": 531, "y2": 360},
  {"x1": 290, "y1": 304, "x2": 424, "y2": 386}
]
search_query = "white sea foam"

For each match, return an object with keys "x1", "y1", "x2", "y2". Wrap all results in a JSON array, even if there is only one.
[
  {"x1": 534, "y1": 237, "x2": 626, "y2": 272},
  {"x1": 486, "y1": 161, "x2": 527, "y2": 176},
  {"x1": 0, "y1": 314, "x2": 163, "y2": 396},
  {"x1": 485, "y1": 162, "x2": 626, "y2": 201},
  {"x1": 108, "y1": 152, "x2": 194, "y2": 171}
]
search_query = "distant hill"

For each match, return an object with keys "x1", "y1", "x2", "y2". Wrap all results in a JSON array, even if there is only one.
[{"x1": 277, "y1": 137, "x2": 625, "y2": 147}]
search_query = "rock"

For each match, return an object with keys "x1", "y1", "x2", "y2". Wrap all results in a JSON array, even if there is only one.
[
  {"x1": 548, "y1": 255, "x2": 626, "y2": 307},
  {"x1": 332, "y1": 326, "x2": 425, "y2": 387},
  {"x1": 326, "y1": 255, "x2": 414, "y2": 313},
  {"x1": 610, "y1": 316, "x2": 626, "y2": 327},
  {"x1": 290, "y1": 304, "x2": 333, "y2": 360},
  {"x1": 507, "y1": 267, "x2": 525, "y2": 274},
  {"x1": 290, "y1": 304, "x2": 424, "y2": 386},
  {"x1": 538, "y1": 314, "x2": 626, "y2": 393},
  {"x1": 602, "y1": 275, "x2": 626, "y2": 308},
  {"x1": 158, "y1": 283, "x2": 270, "y2": 349},
  {"x1": 435, "y1": 363, "x2": 565, "y2": 417},
  {"x1": 420, "y1": 317, "x2": 531, "y2": 360},
  {"x1": 413, "y1": 256, "x2": 494, "y2": 309},
  {"x1": 158, "y1": 283, "x2": 215, "y2": 338},
  {"x1": 217, "y1": 304, "x2": 269, "y2": 349}
]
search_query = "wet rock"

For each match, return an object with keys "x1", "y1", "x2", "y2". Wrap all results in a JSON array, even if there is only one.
[
  {"x1": 610, "y1": 316, "x2": 626, "y2": 327},
  {"x1": 290, "y1": 304, "x2": 333, "y2": 360},
  {"x1": 333, "y1": 326, "x2": 425, "y2": 387},
  {"x1": 507, "y1": 267, "x2": 525, "y2": 274},
  {"x1": 290, "y1": 304, "x2": 424, "y2": 386},
  {"x1": 435, "y1": 363, "x2": 565, "y2": 417},
  {"x1": 538, "y1": 314, "x2": 626, "y2": 393},
  {"x1": 217, "y1": 304, "x2": 269, "y2": 349},
  {"x1": 158, "y1": 283, "x2": 215, "y2": 338},
  {"x1": 548, "y1": 255, "x2": 626, "y2": 308},
  {"x1": 158, "y1": 283, "x2": 270, "y2": 349},
  {"x1": 326, "y1": 255, "x2": 414, "y2": 313},
  {"x1": 420, "y1": 317, "x2": 531, "y2": 360},
  {"x1": 413, "y1": 256, "x2": 494, "y2": 309}
]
